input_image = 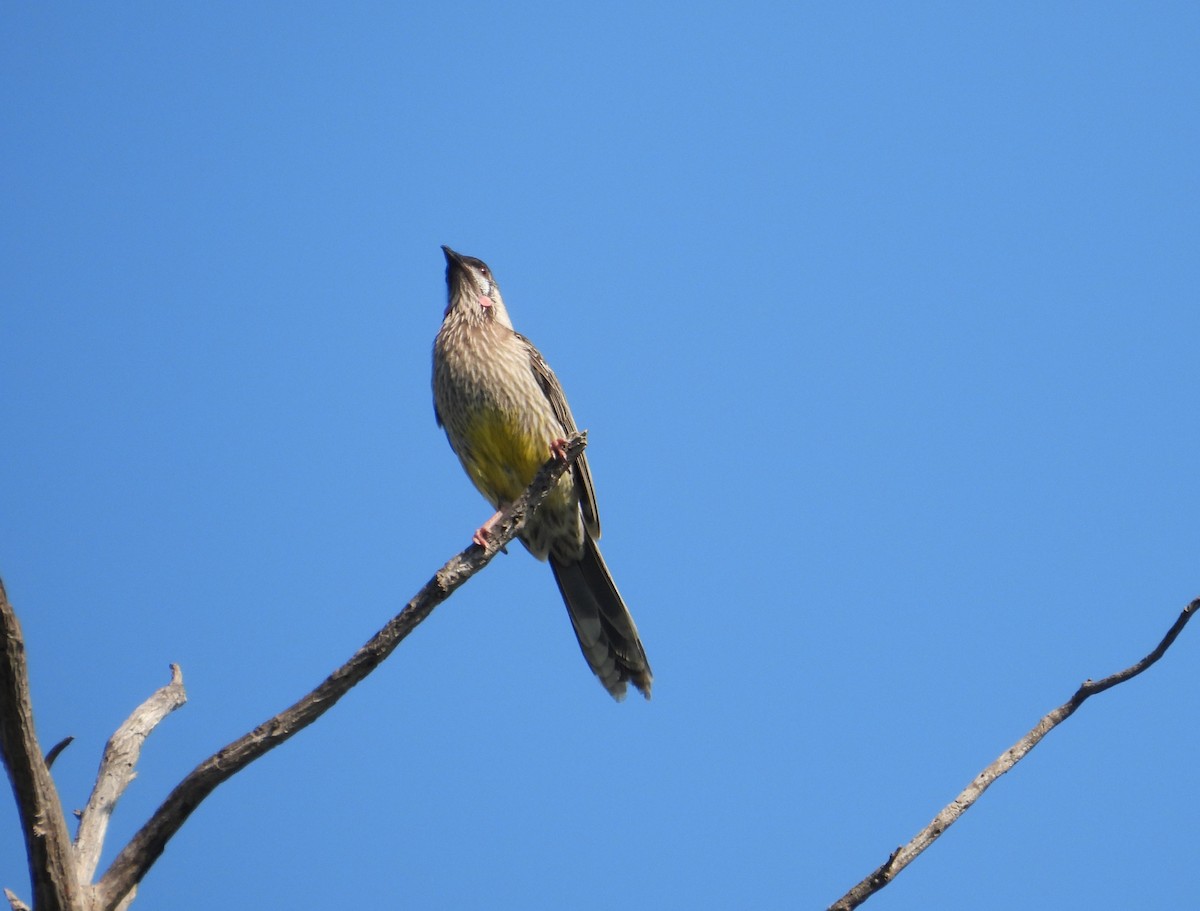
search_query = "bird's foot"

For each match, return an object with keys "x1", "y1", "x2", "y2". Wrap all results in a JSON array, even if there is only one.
[
  {"x1": 550, "y1": 437, "x2": 569, "y2": 462},
  {"x1": 473, "y1": 511, "x2": 504, "y2": 548}
]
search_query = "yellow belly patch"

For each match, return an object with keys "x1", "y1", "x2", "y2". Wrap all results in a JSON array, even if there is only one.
[{"x1": 460, "y1": 410, "x2": 548, "y2": 506}]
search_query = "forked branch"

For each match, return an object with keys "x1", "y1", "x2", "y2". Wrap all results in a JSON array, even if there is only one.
[{"x1": 89, "y1": 432, "x2": 587, "y2": 911}]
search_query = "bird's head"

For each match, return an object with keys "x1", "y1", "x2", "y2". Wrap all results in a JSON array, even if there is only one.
[{"x1": 442, "y1": 245, "x2": 513, "y2": 329}]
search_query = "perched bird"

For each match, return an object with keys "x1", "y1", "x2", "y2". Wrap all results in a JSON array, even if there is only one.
[{"x1": 432, "y1": 245, "x2": 652, "y2": 700}]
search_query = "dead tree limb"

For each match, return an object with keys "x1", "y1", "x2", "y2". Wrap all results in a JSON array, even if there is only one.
[
  {"x1": 828, "y1": 597, "x2": 1198, "y2": 911},
  {"x1": 1, "y1": 434, "x2": 584, "y2": 911},
  {"x1": 0, "y1": 580, "x2": 84, "y2": 911},
  {"x1": 88, "y1": 432, "x2": 587, "y2": 911},
  {"x1": 74, "y1": 666, "x2": 187, "y2": 883}
]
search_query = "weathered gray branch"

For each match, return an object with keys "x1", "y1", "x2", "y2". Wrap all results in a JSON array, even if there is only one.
[
  {"x1": 89, "y1": 432, "x2": 587, "y2": 911},
  {"x1": 1, "y1": 636, "x2": 184, "y2": 911},
  {"x1": 74, "y1": 666, "x2": 187, "y2": 883},
  {"x1": 828, "y1": 597, "x2": 1199, "y2": 910},
  {"x1": 0, "y1": 579, "x2": 84, "y2": 911}
]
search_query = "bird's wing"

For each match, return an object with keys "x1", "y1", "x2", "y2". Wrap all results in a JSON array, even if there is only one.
[{"x1": 519, "y1": 332, "x2": 601, "y2": 539}]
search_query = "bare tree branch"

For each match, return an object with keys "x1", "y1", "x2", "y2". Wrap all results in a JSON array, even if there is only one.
[
  {"x1": 10, "y1": 422, "x2": 1177, "y2": 911},
  {"x1": 828, "y1": 597, "x2": 1199, "y2": 911},
  {"x1": 0, "y1": 579, "x2": 84, "y2": 911},
  {"x1": 90, "y1": 432, "x2": 588, "y2": 911},
  {"x1": 74, "y1": 666, "x2": 187, "y2": 883}
]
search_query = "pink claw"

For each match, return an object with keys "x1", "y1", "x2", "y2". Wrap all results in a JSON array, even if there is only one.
[
  {"x1": 473, "y1": 510, "x2": 503, "y2": 547},
  {"x1": 550, "y1": 438, "x2": 569, "y2": 462}
]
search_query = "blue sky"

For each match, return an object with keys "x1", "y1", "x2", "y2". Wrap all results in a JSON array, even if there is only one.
[{"x1": 3, "y1": 4, "x2": 1198, "y2": 909}]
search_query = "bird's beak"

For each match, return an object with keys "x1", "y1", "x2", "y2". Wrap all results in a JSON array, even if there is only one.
[
  {"x1": 442, "y1": 245, "x2": 469, "y2": 294},
  {"x1": 442, "y1": 245, "x2": 490, "y2": 314}
]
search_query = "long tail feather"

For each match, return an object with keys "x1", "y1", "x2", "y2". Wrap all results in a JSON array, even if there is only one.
[{"x1": 550, "y1": 536, "x2": 652, "y2": 700}]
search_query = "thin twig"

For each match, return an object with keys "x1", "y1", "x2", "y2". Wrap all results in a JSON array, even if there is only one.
[
  {"x1": 90, "y1": 433, "x2": 587, "y2": 911},
  {"x1": 74, "y1": 665, "x2": 187, "y2": 882},
  {"x1": 828, "y1": 597, "x2": 1199, "y2": 910},
  {"x1": 45, "y1": 737, "x2": 75, "y2": 771}
]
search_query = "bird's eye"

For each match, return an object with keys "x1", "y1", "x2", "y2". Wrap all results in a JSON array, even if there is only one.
[{"x1": 478, "y1": 267, "x2": 489, "y2": 277}]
